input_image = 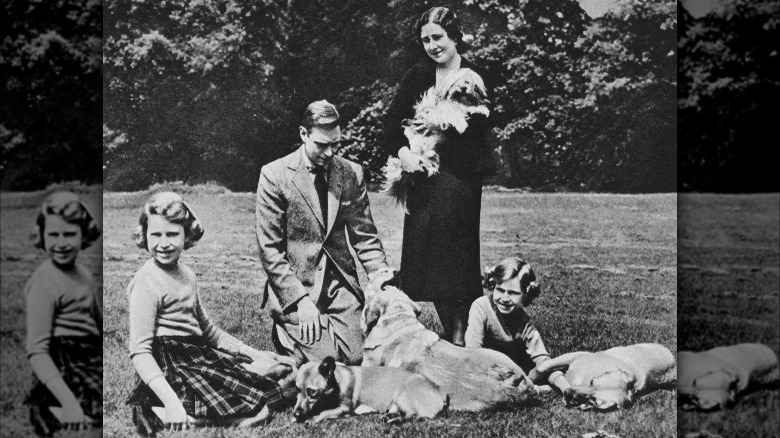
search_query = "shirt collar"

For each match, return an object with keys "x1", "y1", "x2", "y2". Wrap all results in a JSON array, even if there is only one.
[{"x1": 301, "y1": 147, "x2": 330, "y2": 175}]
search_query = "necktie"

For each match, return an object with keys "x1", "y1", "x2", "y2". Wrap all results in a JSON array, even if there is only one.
[{"x1": 313, "y1": 166, "x2": 328, "y2": 224}]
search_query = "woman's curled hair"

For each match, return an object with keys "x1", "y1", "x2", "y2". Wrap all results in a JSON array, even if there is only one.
[{"x1": 416, "y1": 6, "x2": 465, "y2": 50}]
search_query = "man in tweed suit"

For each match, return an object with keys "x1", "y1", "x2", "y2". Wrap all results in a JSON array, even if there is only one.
[{"x1": 256, "y1": 100, "x2": 391, "y2": 365}]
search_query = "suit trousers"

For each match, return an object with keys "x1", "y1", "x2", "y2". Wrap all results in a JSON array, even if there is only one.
[{"x1": 272, "y1": 263, "x2": 364, "y2": 365}]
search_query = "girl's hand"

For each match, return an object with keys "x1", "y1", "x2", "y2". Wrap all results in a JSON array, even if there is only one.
[
  {"x1": 60, "y1": 401, "x2": 87, "y2": 431},
  {"x1": 398, "y1": 147, "x2": 424, "y2": 172},
  {"x1": 243, "y1": 348, "x2": 297, "y2": 367},
  {"x1": 163, "y1": 401, "x2": 191, "y2": 431},
  {"x1": 550, "y1": 374, "x2": 572, "y2": 394}
]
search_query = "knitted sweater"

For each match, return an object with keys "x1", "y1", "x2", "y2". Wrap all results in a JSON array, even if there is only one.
[
  {"x1": 127, "y1": 258, "x2": 246, "y2": 382},
  {"x1": 25, "y1": 259, "x2": 101, "y2": 383},
  {"x1": 465, "y1": 295, "x2": 563, "y2": 382}
]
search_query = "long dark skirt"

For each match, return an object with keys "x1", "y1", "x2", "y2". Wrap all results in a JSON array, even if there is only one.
[
  {"x1": 126, "y1": 336, "x2": 287, "y2": 419},
  {"x1": 400, "y1": 166, "x2": 483, "y2": 304},
  {"x1": 24, "y1": 335, "x2": 103, "y2": 437}
]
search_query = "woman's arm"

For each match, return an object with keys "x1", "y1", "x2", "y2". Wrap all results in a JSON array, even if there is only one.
[{"x1": 381, "y1": 64, "x2": 421, "y2": 157}]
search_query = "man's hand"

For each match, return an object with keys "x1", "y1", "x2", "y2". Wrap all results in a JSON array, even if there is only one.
[
  {"x1": 297, "y1": 296, "x2": 322, "y2": 345},
  {"x1": 398, "y1": 147, "x2": 424, "y2": 173}
]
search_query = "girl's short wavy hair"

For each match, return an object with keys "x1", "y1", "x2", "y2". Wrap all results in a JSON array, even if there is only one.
[
  {"x1": 482, "y1": 257, "x2": 541, "y2": 306},
  {"x1": 132, "y1": 191, "x2": 204, "y2": 251},
  {"x1": 416, "y1": 6, "x2": 465, "y2": 51},
  {"x1": 31, "y1": 191, "x2": 101, "y2": 250}
]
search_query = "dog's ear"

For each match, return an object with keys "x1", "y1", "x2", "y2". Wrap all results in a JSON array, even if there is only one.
[
  {"x1": 318, "y1": 356, "x2": 336, "y2": 379},
  {"x1": 625, "y1": 379, "x2": 636, "y2": 403},
  {"x1": 725, "y1": 379, "x2": 738, "y2": 408}
]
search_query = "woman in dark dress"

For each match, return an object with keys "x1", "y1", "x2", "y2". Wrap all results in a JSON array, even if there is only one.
[{"x1": 381, "y1": 6, "x2": 496, "y2": 345}]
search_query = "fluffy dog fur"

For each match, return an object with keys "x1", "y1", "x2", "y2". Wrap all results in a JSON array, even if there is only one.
[
  {"x1": 292, "y1": 356, "x2": 448, "y2": 423},
  {"x1": 677, "y1": 343, "x2": 779, "y2": 411},
  {"x1": 530, "y1": 343, "x2": 677, "y2": 411},
  {"x1": 383, "y1": 68, "x2": 489, "y2": 210},
  {"x1": 360, "y1": 286, "x2": 532, "y2": 411}
]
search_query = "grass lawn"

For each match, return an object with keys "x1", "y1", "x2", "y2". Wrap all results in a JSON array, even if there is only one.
[
  {"x1": 3, "y1": 189, "x2": 679, "y2": 437},
  {"x1": 0, "y1": 187, "x2": 103, "y2": 438},
  {"x1": 677, "y1": 194, "x2": 780, "y2": 437}
]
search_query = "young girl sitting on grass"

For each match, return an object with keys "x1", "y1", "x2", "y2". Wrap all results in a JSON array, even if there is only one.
[
  {"x1": 125, "y1": 192, "x2": 296, "y2": 435},
  {"x1": 464, "y1": 257, "x2": 571, "y2": 394},
  {"x1": 24, "y1": 191, "x2": 103, "y2": 437}
]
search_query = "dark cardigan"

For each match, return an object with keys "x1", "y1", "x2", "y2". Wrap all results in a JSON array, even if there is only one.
[{"x1": 381, "y1": 58, "x2": 497, "y2": 179}]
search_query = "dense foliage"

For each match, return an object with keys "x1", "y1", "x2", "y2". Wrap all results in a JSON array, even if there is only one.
[
  {"x1": 1, "y1": 0, "x2": 102, "y2": 190},
  {"x1": 677, "y1": 0, "x2": 780, "y2": 192},
  {"x1": 3, "y1": 0, "x2": 708, "y2": 192}
]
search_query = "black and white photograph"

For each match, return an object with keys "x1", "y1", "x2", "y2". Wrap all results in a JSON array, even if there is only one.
[
  {"x1": 1, "y1": 0, "x2": 103, "y2": 437},
  {"x1": 1, "y1": 0, "x2": 728, "y2": 437},
  {"x1": 98, "y1": 1, "x2": 679, "y2": 436},
  {"x1": 677, "y1": 0, "x2": 779, "y2": 436},
  {"x1": 99, "y1": 0, "x2": 679, "y2": 437}
]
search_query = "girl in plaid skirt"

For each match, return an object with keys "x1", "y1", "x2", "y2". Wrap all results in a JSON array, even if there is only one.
[
  {"x1": 24, "y1": 191, "x2": 103, "y2": 437},
  {"x1": 126, "y1": 192, "x2": 296, "y2": 435}
]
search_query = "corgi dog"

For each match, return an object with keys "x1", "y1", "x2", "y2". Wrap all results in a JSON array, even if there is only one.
[{"x1": 293, "y1": 356, "x2": 448, "y2": 424}]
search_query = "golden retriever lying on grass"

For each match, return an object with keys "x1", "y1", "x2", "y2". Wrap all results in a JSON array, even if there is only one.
[
  {"x1": 360, "y1": 286, "x2": 533, "y2": 411},
  {"x1": 529, "y1": 343, "x2": 676, "y2": 410},
  {"x1": 678, "y1": 343, "x2": 779, "y2": 410}
]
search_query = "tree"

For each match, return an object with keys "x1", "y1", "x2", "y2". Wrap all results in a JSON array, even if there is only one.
[
  {"x1": 1, "y1": 0, "x2": 102, "y2": 190},
  {"x1": 103, "y1": 0, "x2": 292, "y2": 190},
  {"x1": 677, "y1": 0, "x2": 780, "y2": 191},
  {"x1": 470, "y1": 0, "x2": 676, "y2": 191}
]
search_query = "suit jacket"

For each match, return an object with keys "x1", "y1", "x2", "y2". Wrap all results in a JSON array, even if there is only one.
[{"x1": 256, "y1": 146, "x2": 388, "y2": 322}]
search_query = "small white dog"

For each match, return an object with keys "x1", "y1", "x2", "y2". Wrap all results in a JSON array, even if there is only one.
[{"x1": 384, "y1": 68, "x2": 489, "y2": 209}]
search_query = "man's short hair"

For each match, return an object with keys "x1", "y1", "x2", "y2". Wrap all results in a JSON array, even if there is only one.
[{"x1": 302, "y1": 100, "x2": 340, "y2": 132}]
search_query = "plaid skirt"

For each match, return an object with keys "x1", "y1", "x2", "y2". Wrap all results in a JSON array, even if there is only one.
[
  {"x1": 24, "y1": 336, "x2": 103, "y2": 436},
  {"x1": 126, "y1": 336, "x2": 288, "y2": 419}
]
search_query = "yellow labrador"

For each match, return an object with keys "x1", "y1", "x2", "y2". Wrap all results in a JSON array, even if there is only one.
[
  {"x1": 529, "y1": 343, "x2": 676, "y2": 410},
  {"x1": 678, "y1": 343, "x2": 778, "y2": 410},
  {"x1": 360, "y1": 286, "x2": 532, "y2": 411}
]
